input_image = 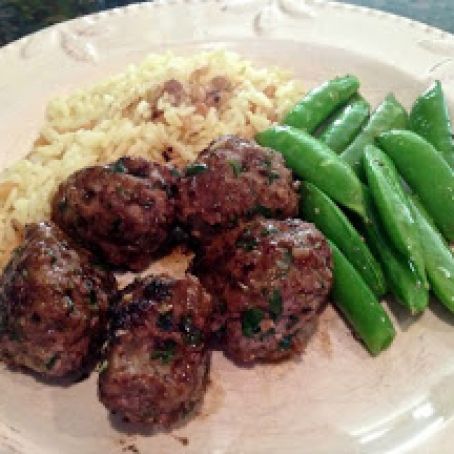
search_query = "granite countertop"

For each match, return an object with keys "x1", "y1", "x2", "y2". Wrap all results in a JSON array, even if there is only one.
[
  {"x1": 341, "y1": 0, "x2": 454, "y2": 33},
  {"x1": 0, "y1": 0, "x2": 453, "y2": 46}
]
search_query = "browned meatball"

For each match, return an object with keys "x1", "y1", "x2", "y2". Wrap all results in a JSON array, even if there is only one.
[
  {"x1": 194, "y1": 218, "x2": 332, "y2": 364},
  {"x1": 0, "y1": 222, "x2": 115, "y2": 378},
  {"x1": 51, "y1": 157, "x2": 177, "y2": 271},
  {"x1": 177, "y1": 135, "x2": 298, "y2": 240},
  {"x1": 98, "y1": 274, "x2": 212, "y2": 427}
]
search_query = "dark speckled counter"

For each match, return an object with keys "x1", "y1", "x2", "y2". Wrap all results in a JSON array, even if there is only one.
[
  {"x1": 0, "y1": 0, "x2": 453, "y2": 46},
  {"x1": 338, "y1": 0, "x2": 454, "y2": 33}
]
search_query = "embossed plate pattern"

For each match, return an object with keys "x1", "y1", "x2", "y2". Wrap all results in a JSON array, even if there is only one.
[{"x1": 1, "y1": 1, "x2": 454, "y2": 453}]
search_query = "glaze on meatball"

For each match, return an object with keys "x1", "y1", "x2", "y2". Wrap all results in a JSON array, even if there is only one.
[
  {"x1": 99, "y1": 274, "x2": 212, "y2": 427},
  {"x1": 194, "y1": 218, "x2": 332, "y2": 363},
  {"x1": 177, "y1": 135, "x2": 298, "y2": 240},
  {"x1": 51, "y1": 157, "x2": 177, "y2": 271},
  {"x1": 0, "y1": 222, "x2": 115, "y2": 378}
]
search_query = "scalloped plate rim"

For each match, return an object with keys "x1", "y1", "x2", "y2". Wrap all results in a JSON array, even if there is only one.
[{"x1": 1, "y1": 2, "x2": 454, "y2": 454}]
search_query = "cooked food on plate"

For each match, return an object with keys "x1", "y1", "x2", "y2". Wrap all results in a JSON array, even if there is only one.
[
  {"x1": 0, "y1": 222, "x2": 115, "y2": 377},
  {"x1": 0, "y1": 51, "x2": 304, "y2": 268},
  {"x1": 0, "y1": 50, "x2": 453, "y2": 434},
  {"x1": 51, "y1": 156, "x2": 178, "y2": 271},
  {"x1": 194, "y1": 218, "x2": 332, "y2": 363},
  {"x1": 177, "y1": 135, "x2": 298, "y2": 240},
  {"x1": 98, "y1": 274, "x2": 212, "y2": 426}
]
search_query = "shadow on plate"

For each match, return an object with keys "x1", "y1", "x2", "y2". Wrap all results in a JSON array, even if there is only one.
[
  {"x1": 107, "y1": 397, "x2": 205, "y2": 437},
  {"x1": 387, "y1": 295, "x2": 454, "y2": 331},
  {"x1": 4, "y1": 353, "x2": 99, "y2": 388},
  {"x1": 429, "y1": 297, "x2": 454, "y2": 327},
  {"x1": 386, "y1": 299, "x2": 423, "y2": 332}
]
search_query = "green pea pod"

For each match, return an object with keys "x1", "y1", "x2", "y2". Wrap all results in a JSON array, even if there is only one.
[
  {"x1": 377, "y1": 130, "x2": 454, "y2": 242},
  {"x1": 255, "y1": 125, "x2": 369, "y2": 220},
  {"x1": 329, "y1": 240, "x2": 396, "y2": 355},
  {"x1": 318, "y1": 97, "x2": 370, "y2": 153},
  {"x1": 363, "y1": 197, "x2": 429, "y2": 314},
  {"x1": 363, "y1": 144, "x2": 428, "y2": 289},
  {"x1": 300, "y1": 182, "x2": 387, "y2": 297},
  {"x1": 283, "y1": 75, "x2": 360, "y2": 133},
  {"x1": 409, "y1": 196, "x2": 454, "y2": 312},
  {"x1": 409, "y1": 81, "x2": 454, "y2": 169},
  {"x1": 341, "y1": 94, "x2": 408, "y2": 178}
]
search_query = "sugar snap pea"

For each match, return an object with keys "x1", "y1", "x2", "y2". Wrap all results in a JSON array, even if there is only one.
[
  {"x1": 300, "y1": 182, "x2": 387, "y2": 297},
  {"x1": 377, "y1": 130, "x2": 454, "y2": 242},
  {"x1": 341, "y1": 94, "x2": 408, "y2": 178},
  {"x1": 283, "y1": 75, "x2": 360, "y2": 133},
  {"x1": 409, "y1": 196, "x2": 454, "y2": 312},
  {"x1": 409, "y1": 81, "x2": 454, "y2": 169},
  {"x1": 255, "y1": 125, "x2": 369, "y2": 219},
  {"x1": 363, "y1": 144, "x2": 428, "y2": 289},
  {"x1": 318, "y1": 97, "x2": 370, "y2": 153},
  {"x1": 363, "y1": 199, "x2": 429, "y2": 314},
  {"x1": 329, "y1": 240, "x2": 396, "y2": 355}
]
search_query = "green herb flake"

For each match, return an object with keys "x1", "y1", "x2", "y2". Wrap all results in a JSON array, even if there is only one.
[
  {"x1": 48, "y1": 252, "x2": 57, "y2": 266},
  {"x1": 268, "y1": 170, "x2": 280, "y2": 184},
  {"x1": 170, "y1": 168, "x2": 181, "y2": 178},
  {"x1": 278, "y1": 335, "x2": 293, "y2": 351},
  {"x1": 248, "y1": 204, "x2": 274, "y2": 218},
  {"x1": 180, "y1": 316, "x2": 203, "y2": 346},
  {"x1": 241, "y1": 308, "x2": 264, "y2": 338},
  {"x1": 260, "y1": 225, "x2": 278, "y2": 237},
  {"x1": 262, "y1": 157, "x2": 272, "y2": 170},
  {"x1": 57, "y1": 198, "x2": 68, "y2": 213},
  {"x1": 185, "y1": 163, "x2": 208, "y2": 176},
  {"x1": 96, "y1": 359, "x2": 109, "y2": 374},
  {"x1": 88, "y1": 289, "x2": 98, "y2": 309},
  {"x1": 151, "y1": 340, "x2": 177, "y2": 364},
  {"x1": 111, "y1": 160, "x2": 127, "y2": 173},
  {"x1": 236, "y1": 229, "x2": 258, "y2": 252},
  {"x1": 45, "y1": 354, "x2": 59, "y2": 370},
  {"x1": 228, "y1": 160, "x2": 243, "y2": 177},
  {"x1": 268, "y1": 289, "x2": 283, "y2": 320}
]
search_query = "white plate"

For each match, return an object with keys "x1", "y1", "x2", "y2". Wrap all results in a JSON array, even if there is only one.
[{"x1": 1, "y1": 1, "x2": 454, "y2": 453}]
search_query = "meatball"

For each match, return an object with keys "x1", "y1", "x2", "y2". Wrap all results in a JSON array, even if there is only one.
[
  {"x1": 194, "y1": 218, "x2": 332, "y2": 363},
  {"x1": 0, "y1": 222, "x2": 115, "y2": 378},
  {"x1": 99, "y1": 274, "x2": 212, "y2": 426},
  {"x1": 177, "y1": 135, "x2": 298, "y2": 240},
  {"x1": 51, "y1": 156, "x2": 177, "y2": 271}
]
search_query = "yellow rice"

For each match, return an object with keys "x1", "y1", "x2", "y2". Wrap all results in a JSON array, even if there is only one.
[{"x1": 0, "y1": 50, "x2": 305, "y2": 268}]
